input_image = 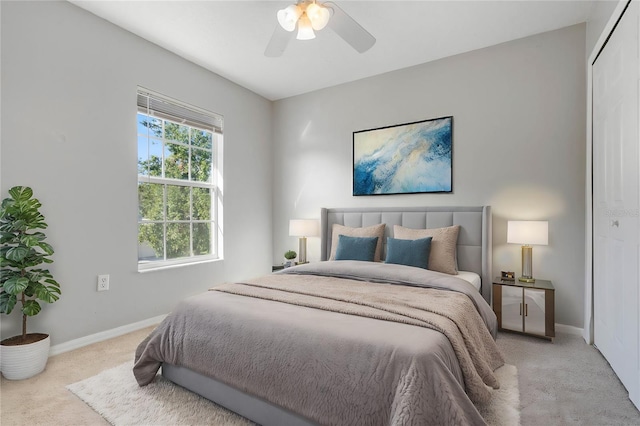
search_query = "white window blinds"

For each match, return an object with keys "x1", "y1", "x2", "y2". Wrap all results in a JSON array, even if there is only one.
[{"x1": 137, "y1": 88, "x2": 223, "y2": 134}]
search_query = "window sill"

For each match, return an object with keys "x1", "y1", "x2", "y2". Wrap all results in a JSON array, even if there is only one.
[{"x1": 138, "y1": 257, "x2": 222, "y2": 273}]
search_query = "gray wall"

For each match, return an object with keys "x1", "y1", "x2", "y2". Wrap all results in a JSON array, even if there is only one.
[
  {"x1": 1, "y1": 1, "x2": 593, "y2": 345},
  {"x1": 0, "y1": 1, "x2": 273, "y2": 345},
  {"x1": 273, "y1": 24, "x2": 587, "y2": 328}
]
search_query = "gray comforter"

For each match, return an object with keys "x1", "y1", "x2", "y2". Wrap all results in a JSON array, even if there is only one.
[{"x1": 134, "y1": 261, "x2": 504, "y2": 425}]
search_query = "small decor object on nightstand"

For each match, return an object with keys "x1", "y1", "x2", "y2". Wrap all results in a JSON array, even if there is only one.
[
  {"x1": 284, "y1": 250, "x2": 297, "y2": 268},
  {"x1": 501, "y1": 271, "x2": 515, "y2": 281}
]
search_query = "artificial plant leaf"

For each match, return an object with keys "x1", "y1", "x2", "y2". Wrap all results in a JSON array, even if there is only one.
[
  {"x1": 20, "y1": 234, "x2": 41, "y2": 248},
  {"x1": 23, "y1": 284, "x2": 36, "y2": 297},
  {"x1": 24, "y1": 198, "x2": 42, "y2": 211},
  {"x1": 0, "y1": 268, "x2": 19, "y2": 283},
  {"x1": 29, "y1": 268, "x2": 49, "y2": 275},
  {"x1": 27, "y1": 270, "x2": 44, "y2": 282},
  {"x1": 0, "y1": 292, "x2": 17, "y2": 314},
  {"x1": 37, "y1": 242, "x2": 54, "y2": 255},
  {"x1": 4, "y1": 276, "x2": 29, "y2": 295},
  {"x1": 36, "y1": 284, "x2": 61, "y2": 303},
  {"x1": 0, "y1": 257, "x2": 19, "y2": 268},
  {"x1": 0, "y1": 198, "x2": 12, "y2": 216},
  {"x1": 9, "y1": 186, "x2": 33, "y2": 202},
  {"x1": 6, "y1": 246, "x2": 29, "y2": 262},
  {"x1": 10, "y1": 219, "x2": 27, "y2": 232},
  {"x1": 44, "y1": 277, "x2": 60, "y2": 287},
  {"x1": 2, "y1": 202, "x2": 18, "y2": 215},
  {"x1": 27, "y1": 232, "x2": 47, "y2": 242},
  {"x1": 0, "y1": 231, "x2": 18, "y2": 244},
  {"x1": 22, "y1": 299, "x2": 41, "y2": 316}
]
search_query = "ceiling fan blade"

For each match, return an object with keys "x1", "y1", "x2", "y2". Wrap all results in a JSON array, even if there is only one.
[
  {"x1": 324, "y1": 1, "x2": 376, "y2": 53},
  {"x1": 265, "y1": 24, "x2": 294, "y2": 57}
]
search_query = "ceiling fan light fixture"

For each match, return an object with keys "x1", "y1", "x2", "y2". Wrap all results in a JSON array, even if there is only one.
[
  {"x1": 306, "y1": 2, "x2": 330, "y2": 30},
  {"x1": 296, "y1": 14, "x2": 316, "y2": 40},
  {"x1": 277, "y1": 4, "x2": 302, "y2": 32},
  {"x1": 266, "y1": 0, "x2": 376, "y2": 57}
]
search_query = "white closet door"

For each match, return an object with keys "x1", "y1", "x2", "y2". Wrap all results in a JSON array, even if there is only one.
[{"x1": 593, "y1": 0, "x2": 640, "y2": 408}]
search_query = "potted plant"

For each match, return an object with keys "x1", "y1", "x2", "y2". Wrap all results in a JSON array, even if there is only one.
[
  {"x1": 0, "y1": 186, "x2": 61, "y2": 380},
  {"x1": 284, "y1": 250, "x2": 297, "y2": 268}
]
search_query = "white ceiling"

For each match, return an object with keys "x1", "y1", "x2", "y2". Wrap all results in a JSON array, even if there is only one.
[{"x1": 70, "y1": 0, "x2": 595, "y2": 101}]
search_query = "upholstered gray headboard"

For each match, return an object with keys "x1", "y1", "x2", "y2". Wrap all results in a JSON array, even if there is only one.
[{"x1": 320, "y1": 206, "x2": 493, "y2": 303}]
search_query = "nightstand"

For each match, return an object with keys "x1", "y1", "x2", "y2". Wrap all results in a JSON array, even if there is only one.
[{"x1": 493, "y1": 277, "x2": 555, "y2": 341}]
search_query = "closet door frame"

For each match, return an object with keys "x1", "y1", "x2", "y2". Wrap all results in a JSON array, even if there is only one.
[
  {"x1": 586, "y1": 0, "x2": 639, "y2": 409},
  {"x1": 585, "y1": 0, "x2": 635, "y2": 345}
]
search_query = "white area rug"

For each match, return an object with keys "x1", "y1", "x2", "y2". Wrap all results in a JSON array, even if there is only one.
[
  {"x1": 477, "y1": 364, "x2": 521, "y2": 426},
  {"x1": 67, "y1": 362, "x2": 519, "y2": 426}
]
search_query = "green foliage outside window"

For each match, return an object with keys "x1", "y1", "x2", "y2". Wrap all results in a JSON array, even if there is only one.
[{"x1": 138, "y1": 114, "x2": 214, "y2": 261}]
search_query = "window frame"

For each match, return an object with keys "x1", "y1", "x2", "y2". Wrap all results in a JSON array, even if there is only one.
[{"x1": 136, "y1": 88, "x2": 223, "y2": 272}]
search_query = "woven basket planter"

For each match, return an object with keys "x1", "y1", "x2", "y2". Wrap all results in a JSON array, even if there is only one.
[{"x1": 1, "y1": 334, "x2": 50, "y2": 380}]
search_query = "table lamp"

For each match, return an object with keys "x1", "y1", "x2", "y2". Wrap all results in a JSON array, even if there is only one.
[
  {"x1": 507, "y1": 220, "x2": 548, "y2": 283},
  {"x1": 289, "y1": 219, "x2": 319, "y2": 264}
]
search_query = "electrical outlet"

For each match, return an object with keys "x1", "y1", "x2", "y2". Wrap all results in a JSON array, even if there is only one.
[{"x1": 97, "y1": 274, "x2": 110, "y2": 291}]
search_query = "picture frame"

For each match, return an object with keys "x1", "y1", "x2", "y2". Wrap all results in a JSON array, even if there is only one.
[{"x1": 353, "y1": 116, "x2": 453, "y2": 196}]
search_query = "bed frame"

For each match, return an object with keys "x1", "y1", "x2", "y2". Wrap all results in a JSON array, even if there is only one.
[
  {"x1": 163, "y1": 205, "x2": 492, "y2": 426},
  {"x1": 321, "y1": 206, "x2": 492, "y2": 303}
]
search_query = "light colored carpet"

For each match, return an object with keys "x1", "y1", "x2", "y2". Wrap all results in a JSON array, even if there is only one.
[
  {"x1": 67, "y1": 361, "x2": 519, "y2": 426},
  {"x1": 3, "y1": 327, "x2": 639, "y2": 425},
  {"x1": 0, "y1": 326, "x2": 155, "y2": 426},
  {"x1": 496, "y1": 332, "x2": 640, "y2": 425}
]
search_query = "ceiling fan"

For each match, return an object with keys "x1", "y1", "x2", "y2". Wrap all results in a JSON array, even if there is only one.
[{"x1": 265, "y1": 1, "x2": 376, "y2": 57}]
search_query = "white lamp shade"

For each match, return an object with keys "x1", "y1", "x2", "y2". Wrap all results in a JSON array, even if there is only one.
[
  {"x1": 507, "y1": 221, "x2": 548, "y2": 245},
  {"x1": 306, "y1": 3, "x2": 330, "y2": 30},
  {"x1": 289, "y1": 219, "x2": 319, "y2": 237},
  {"x1": 296, "y1": 14, "x2": 316, "y2": 40},
  {"x1": 277, "y1": 4, "x2": 302, "y2": 32}
]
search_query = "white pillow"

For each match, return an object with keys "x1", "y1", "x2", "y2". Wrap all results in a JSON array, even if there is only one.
[
  {"x1": 329, "y1": 223, "x2": 386, "y2": 262},
  {"x1": 393, "y1": 225, "x2": 460, "y2": 275}
]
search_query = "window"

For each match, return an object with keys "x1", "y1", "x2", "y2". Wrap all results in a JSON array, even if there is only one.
[{"x1": 137, "y1": 88, "x2": 223, "y2": 271}]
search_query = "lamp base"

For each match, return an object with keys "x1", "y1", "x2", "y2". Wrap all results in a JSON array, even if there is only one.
[
  {"x1": 298, "y1": 236, "x2": 308, "y2": 264},
  {"x1": 520, "y1": 245, "x2": 535, "y2": 284}
]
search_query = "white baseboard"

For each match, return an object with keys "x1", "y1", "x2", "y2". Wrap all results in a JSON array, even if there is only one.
[
  {"x1": 49, "y1": 314, "x2": 167, "y2": 356},
  {"x1": 556, "y1": 323, "x2": 584, "y2": 336}
]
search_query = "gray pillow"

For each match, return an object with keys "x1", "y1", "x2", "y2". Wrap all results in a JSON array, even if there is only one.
[
  {"x1": 393, "y1": 225, "x2": 460, "y2": 275},
  {"x1": 329, "y1": 223, "x2": 386, "y2": 262}
]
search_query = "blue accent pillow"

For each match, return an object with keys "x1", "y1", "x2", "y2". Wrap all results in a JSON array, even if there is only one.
[
  {"x1": 334, "y1": 235, "x2": 379, "y2": 262},
  {"x1": 385, "y1": 237, "x2": 433, "y2": 269}
]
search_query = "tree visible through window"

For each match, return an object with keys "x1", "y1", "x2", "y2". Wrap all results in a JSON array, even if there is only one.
[{"x1": 137, "y1": 89, "x2": 222, "y2": 270}]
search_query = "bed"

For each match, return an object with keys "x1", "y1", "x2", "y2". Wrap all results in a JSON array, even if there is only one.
[{"x1": 134, "y1": 206, "x2": 502, "y2": 425}]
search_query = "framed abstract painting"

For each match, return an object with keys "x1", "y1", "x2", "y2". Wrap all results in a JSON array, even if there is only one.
[{"x1": 353, "y1": 116, "x2": 453, "y2": 196}]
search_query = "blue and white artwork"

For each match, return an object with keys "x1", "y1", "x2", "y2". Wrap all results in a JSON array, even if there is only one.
[{"x1": 353, "y1": 117, "x2": 452, "y2": 196}]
